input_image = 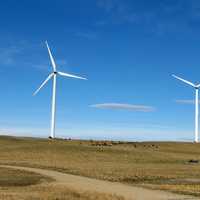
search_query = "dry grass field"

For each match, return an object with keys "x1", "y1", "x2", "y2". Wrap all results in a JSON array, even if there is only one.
[
  {"x1": 1, "y1": 135, "x2": 200, "y2": 198},
  {"x1": 0, "y1": 164, "x2": 124, "y2": 200},
  {"x1": 0, "y1": 183, "x2": 124, "y2": 200}
]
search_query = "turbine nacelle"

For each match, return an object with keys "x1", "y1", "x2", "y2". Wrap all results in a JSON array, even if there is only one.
[{"x1": 195, "y1": 86, "x2": 200, "y2": 90}]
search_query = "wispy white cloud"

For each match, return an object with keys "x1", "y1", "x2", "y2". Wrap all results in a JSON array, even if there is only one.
[
  {"x1": 0, "y1": 41, "x2": 69, "y2": 72},
  {"x1": 75, "y1": 31, "x2": 97, "y2": 40},
  {"x1": 35, "y1": 59, "x2": 68, "y2": 72},
  {"x1": 96, "y1": 0, "x2": 117, "y2": 12},
  {"x1": 96, "y1": 0, "x2": 137, "y2": 25},
  {"x1": 0, "y1": 42, "x2": 39, "y2": 69},
  {"x1": 175, "y1": 99, "x2": 200, "y2": 104},
  {"x1": 0, "y1": 40, "x2": 41, "y2": 67},
  {"x1": 90, "y1": 103, "x2": 155, "y2": 112},
  {"x1": 96, "y1": 0, "x2": 200, "y2": 35},
  {"x1": 0, "y1": 46, "x2": 23, "y2": 66}
]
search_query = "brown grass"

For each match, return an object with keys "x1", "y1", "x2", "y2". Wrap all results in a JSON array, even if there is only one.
[
  {"x1": 1, "y1": 136, "x2": 200, "y2": 196},
  {"x1": 0, "y1": 184, "x2": 124, "y2": 200}
]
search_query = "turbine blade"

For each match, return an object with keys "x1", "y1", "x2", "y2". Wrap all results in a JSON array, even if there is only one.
[
  {"x1": 172, "y1": 74, "x2": 195, "y2": 87},
  {"x1": 33, "y1": 73, "x2": 54, "y2": 96},
  {"x1": 58, "y1": 71, "x2": 87, "y2": 80},
  {"x1": 45, "y1": 41, "x2": 57, "y2": 71}
]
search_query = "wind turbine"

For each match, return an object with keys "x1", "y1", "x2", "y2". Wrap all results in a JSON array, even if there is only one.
[
  {"x1": 173, "y1": 74, "x2": 200, "y2": 143},
  {"x1": 33, "y1": 41, "x2": 87, "y2": 139}
]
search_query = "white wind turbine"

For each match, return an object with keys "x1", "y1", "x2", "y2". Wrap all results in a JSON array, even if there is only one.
[
  {"x1": 173, "y1": 74, "x2": 200, "y2": 143},
  {"x1": 34, "y1": 41, "x2": 87, "y2": 139}
]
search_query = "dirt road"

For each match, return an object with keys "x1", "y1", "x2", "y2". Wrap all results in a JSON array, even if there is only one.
[{"x1": 0, "y1": 165, "x2": 197, "y2": 200}]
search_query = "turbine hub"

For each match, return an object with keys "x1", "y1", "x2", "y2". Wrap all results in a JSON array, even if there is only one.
[{"x1": 53, "y1": 71, "x2": 57, "y2": 75}]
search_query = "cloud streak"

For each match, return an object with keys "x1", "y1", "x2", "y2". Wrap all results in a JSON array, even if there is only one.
[
  {"x1": 96, "y1": 0, "x2": 200, "y2": 36},
  {"x1": 0, "y1": 46, "x2": 23, "y2": 66},
  {"x1": 0, "y1": 41, "x2": 69, "y2": 72},
  {"x1": 90, "y1": 103, "x2": 155, "y2": 112},
  {"x1": 175, "y1": 99, "x2": 200, "y2": 104},
  {"x1": 75, "y1": 31, "x2": 97, "y2": 40}
]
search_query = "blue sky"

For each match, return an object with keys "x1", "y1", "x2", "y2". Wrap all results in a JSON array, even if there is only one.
[{"x1": 1, "y1": 0, "x2": 200, "y2": 141}]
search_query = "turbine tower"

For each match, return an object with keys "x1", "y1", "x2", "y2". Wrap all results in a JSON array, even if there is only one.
[
  {"x1": 34, "y1": 41, "x2": 87, "y2": 139},
  {"x1": 173, "y1": 74, "x2": 200, "y2": 143}
]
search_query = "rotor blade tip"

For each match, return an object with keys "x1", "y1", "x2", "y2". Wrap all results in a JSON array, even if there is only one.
[
  {"x1": 172, "y1": 74, "x2": 177, "y2": 78},
  {"x1": 45, "y1": 41, "x2": 49, "y2": 47}
]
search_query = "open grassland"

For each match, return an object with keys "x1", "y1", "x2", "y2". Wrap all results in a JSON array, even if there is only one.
[
  {"x1": 0, "y1": 166, "x2": 124, "y2": 200},
  {"x1": 1, "y1": 136, "x2": 200, "y2": 196},
  {"x1": 0, "y1": 184, "x2": 124, "y2": 200}
]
